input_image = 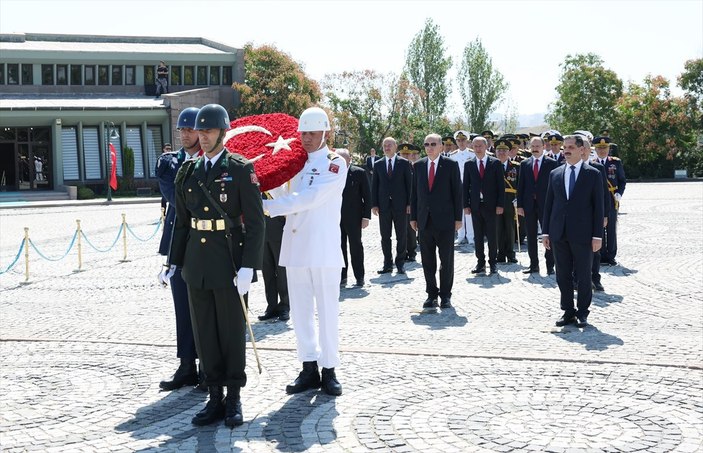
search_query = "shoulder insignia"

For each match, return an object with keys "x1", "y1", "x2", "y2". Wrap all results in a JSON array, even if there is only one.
[
  {"x1": 329, "y1": 162, "x2": 340, "y2": 174},
  {"x1": 611, "y1": 156, "x2": 621, "y2": 161},
  {"x1": 175, "y1": 159, "x2": 195, "y2": 186},
  {"x1": 327, "y1": 152, "x2": 339, "y2": 161}
]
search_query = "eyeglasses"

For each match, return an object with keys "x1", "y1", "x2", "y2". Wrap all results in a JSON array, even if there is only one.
[{"x1": 424, "y1": 142, "x2": 439, "y2": 147}]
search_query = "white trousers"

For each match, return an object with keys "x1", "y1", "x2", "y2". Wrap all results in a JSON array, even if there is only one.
[
  {"x1": 286, "y1": 266, "x2": 341, "y2": 368},
  {"x1": 457, "y1": 213, "x2": 474, "y2": 243}
]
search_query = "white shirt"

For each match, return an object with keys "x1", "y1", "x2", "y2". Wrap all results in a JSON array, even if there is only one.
[
  {"x1": 564, "y1": 161, "x2": 582, "y2": 200},
  {"x1": 385, "y1": 154, "x2": 397, "y2": 171},
  {"x1": 447, "y1": 148, "x2": 475, "y2": 181},
  {"x1": 427, "y1": 155, "x2": 440, "y2": 178},
  {"x1": 475, "y1": 155, "x2": 488, "y2": 171},
  {"x1": 203, "y1": 149, "x2": 225, "y2": 168}
]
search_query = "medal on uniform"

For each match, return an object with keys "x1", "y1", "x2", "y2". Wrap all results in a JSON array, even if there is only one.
[{"x1": 220, "y1": 193, "x2": 228, "y2": 202}]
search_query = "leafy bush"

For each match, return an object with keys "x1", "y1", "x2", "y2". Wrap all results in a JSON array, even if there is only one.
[{"x1": 77, "y1": 186, "x2": 95, "y2": 200}]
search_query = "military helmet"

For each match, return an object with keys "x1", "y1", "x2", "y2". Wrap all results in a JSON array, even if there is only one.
[
  {"x1": 177, "y1": 107, "x2": 200, "y2": 129},
  {"x1": 194, "y1": 104, "x2": 230, "y2": 130},
  {"x1": 298, "y1": 107, "x2": 331, "y2": 132}
]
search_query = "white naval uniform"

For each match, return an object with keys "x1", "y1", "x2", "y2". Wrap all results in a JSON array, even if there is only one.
[
  {"x1": 448, "y1": 148, "x2": 475, "y2": 243},
  {"x1": 264, "y1": 146, "x2": 348, "y2": 368}
]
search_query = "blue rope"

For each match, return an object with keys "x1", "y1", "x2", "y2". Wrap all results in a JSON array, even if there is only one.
[
  {"x1": 81, "y1": 224, "x2": 123, "y2": 252},
  {"x1": 27, "y1": 230, "x2": 78, "y2": 261},
  {"x1": 125, "y1": 219, "x2": 162, "y2": 242},
  {"x1": 0, "y1": 241, "x2": 25, "y2": 275}
]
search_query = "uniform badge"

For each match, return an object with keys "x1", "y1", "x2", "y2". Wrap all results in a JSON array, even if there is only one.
[
  {"x1": 329, "y1": 163, "x2": 339, "y2": 174},
  {"x1": 250, "y1": 173, "x2": 259, "y2": 185},
  {"x1": 220, "y1": 193, "x2": 228, "y2": 203}
]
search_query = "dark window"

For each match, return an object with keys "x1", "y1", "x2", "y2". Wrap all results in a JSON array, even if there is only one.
[
  {"x1": 0, "y1": 128, "x2": 16, "y2": 140},
  {"x1": 70, "y1": 65, "x2": 82, "y2": 85},
  {"x1": 7, "y1": 64, "x2": 19, "y2": 84},
  {"x1": 171, "y1": 66, "x2": 181, "y2": 85},
  {"x1": 125, "y1": 65, "x2": 135, "y2": 85},
  {"x1": 41, "y1": 64, "x2": 54, "y2": 85},
  {"x1": 21, "y1": 64, "x2": 33, "y2": 84},
  {"x1": 112, "y1": 65, "x2": 123, "y2": 85},
  {"x1": 17, "y1": 128, "x2": 29, "y2": 141},
  {"x1": 144, "y1": 65, "x2": 154, "y2": 84},
  {"x1": 85, "y1": 65, "x2": 96, "y2": 85},
  {"x1": 197, "y1": 66, "x2": 207, "y2": 85},
  {"x1": 31, "y1": 128, "x2": 50, "y2": 142},
  {"x1": 98, "y1": 65, "x2": 109, "y2": 85},
  {"x1": 0, "y1": 64, "x2": 4, "y2": 84},
  {"x1": 222, "y1": 66, "x2": 232, "y2": 85},
  {"x1": 184, "y1": 66, "x2": 194, "y2": 85},
  {"x1": 209, "y1": 66, "x2": 220, "y2": 85},
  {"x1": 56, "y1": 64, "x2": 68, "y2": 85}
]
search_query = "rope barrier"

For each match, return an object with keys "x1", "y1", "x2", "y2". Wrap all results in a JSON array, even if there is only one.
[
  {"x1": 125, "y1": 218, "x2": 163, "y2": 242},
  {"x1": 0, "y1": 241, "x2": 25, "y2": 275},
  {"x1": 27, "y1": 230, "x2": 78, "y2": 262},
  {"x1": 80, "y1": 224, "x2": 124, "y2": 253}
]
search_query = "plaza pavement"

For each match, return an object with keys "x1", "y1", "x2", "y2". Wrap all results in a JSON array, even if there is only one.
[{"x1": 0, "y1": 181, "x2": 701, "y2": 452}]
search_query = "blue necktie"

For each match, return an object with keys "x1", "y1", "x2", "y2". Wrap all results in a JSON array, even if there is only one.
[{"x1": 568, "y1": 165, "x2": 576, "y2": 199}]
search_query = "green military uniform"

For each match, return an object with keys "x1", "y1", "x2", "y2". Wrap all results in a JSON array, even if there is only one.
[
  {"x1": 497, "y1": 155, "x2": 520, "y2": 263},
  {"x1": 169, "y1": 150, "x2": 265, "y2": 388}
]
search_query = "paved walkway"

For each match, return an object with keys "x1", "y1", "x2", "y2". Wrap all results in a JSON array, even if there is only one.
[{"x1": 0, "y1": 182, "x2": 701, "y2": 452}]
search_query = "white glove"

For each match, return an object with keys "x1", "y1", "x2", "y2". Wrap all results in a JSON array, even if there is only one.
[
  {"x1": 235, "y1": 267, "x2": 253, "y2": 295},
  {"x1": 512, "y1": 198, "x2": 518, "y2": 207},
  {"x1": 614, "y1": 193, "x2": 622, "y2": 202},
  {"x1": 158, "y1": 265, "x2": 177, "y2": 287}
]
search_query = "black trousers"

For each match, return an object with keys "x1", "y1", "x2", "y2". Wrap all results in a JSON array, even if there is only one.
[
  {"x1": 407, "y1": 221, "x2": 417, "y2": 259},
  {"x1": 603, "y1": 208, "x2": 618, "y2": 261},
  {"x1": 419, "y1": 216, "x2": 455, "y2": 299},
  {"x1": 471, "y1": 204, "x2": 498, "y2": 266},
  {"x1": 379, "y1": 209, "x2": 407, "y2": 267},
  {"x1": 496, "y1": 201, "x2": 516, "y2": 260},
  {"x1": 187, "y1": 284, "x2": 246, "y2": 387},
  {"x1": 524, "y1": 201, "x2": 554, "y2": 270},
  {"x1": 341, "y1": 221, "x2": 365, "y2": 281},
  {"x1": 262, "y1": 237, "x2": 289, "y2": 314},
  {"x1": 170, "y1": 267, "x2": 197, "y2": 360},
  {"x1": 553, "y1": 239, "x2": 593, "y2": 318}
]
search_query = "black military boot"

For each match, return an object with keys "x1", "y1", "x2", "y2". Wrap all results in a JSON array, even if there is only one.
[
  {"x1": 321, "y1": 368, "x2": 343, "y2": 396},
  {"x1": 195, "y1": 363, "x2": 207, "y2": 392},
  {"x1": 224, "y1": 386, "x2": 243, "y2": 428},
  {"x1": 191, "y1": 386, "x2": 225, "y2": 426},
  {"x1": 159, "y1": 358, "x2": 198, "y2": 391},
  {"x1": 285, "y1": 361, "x2": 321, "y2": 394}
]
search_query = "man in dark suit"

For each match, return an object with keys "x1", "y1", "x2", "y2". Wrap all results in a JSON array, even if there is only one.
[
  {"x1": 517, "y1": 136, "x2": 558, "y2": 275},
  {"x1": 463, "y1": 136, "x2": 505, "y2": 275},
  {"x1": 410, "y1": 133, "x2": 463, "y2": 310},
  {"x1": 371, "y1": 137, "x2": 412, "y2": 274},
  {"x1": 364, "y1": 148, "x2": 377, "y2": 184},
  {"x1": 169, "y1": 104, "x2": 265, "y2": 428},
  {"x1": 258, "y1": 195, "x2": 290, "y2": 322},
  {"x1": 543, "y1": 135, "x2": 604, "y2": 328},
  {"x1": 338, "y1": 149, "x2": 371, "y2": 287}
]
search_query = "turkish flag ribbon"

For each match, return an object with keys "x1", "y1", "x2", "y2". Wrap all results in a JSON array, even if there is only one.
[{"x1": 109, "y1": 143, "x2": 118, "y2": 190}]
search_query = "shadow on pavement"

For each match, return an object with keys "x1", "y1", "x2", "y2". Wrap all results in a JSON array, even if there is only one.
[
  {"x1": 555, "y1": 324, "x2": 624, "y2": 351},
  {"x1": 410, "y1": 307, "x2": 469, "y2": 330},
  {"x1": 340, "y1": 286, "x2": 369, "y2": 300},
  {"x1": 251, "y1": 317, "x2": 293, "y2": 341},
  {"x1": 592, "y1": 292, "x2": 624, "y2": 308},
  {"x1": 261, "y1": 391, "x2": 338, "y2": 452},
  {"x1": 601, "y1": 265, "x2": 638, "y2": 276}
]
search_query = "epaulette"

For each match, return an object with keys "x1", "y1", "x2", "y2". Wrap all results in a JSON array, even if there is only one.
[
  {"x1": 327, "y1": 151, "x2": 340, "y2": 161},
  {"x1": 610, "y1": 156, "x2": 621, "y2": 161},
  {"x1": 509, "y1": 160, "x2": 520, "y2": 166},
  {"x1": 175, "y1": 159, "x2": 195, "y2": 187}
]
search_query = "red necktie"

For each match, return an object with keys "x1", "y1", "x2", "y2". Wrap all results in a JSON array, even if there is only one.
[
  {"x1": 479, "y1": 159, "x2": 485, "y2": 179},
  {"x1": 387, "y1": 159, "x2": 393, "y2": 177},
  {"x1": 429, "y1": 161, "x2": 435, "y2": 190},
  {"x1": 533, "y1": 159, "x2": 539, "y2": 181}
]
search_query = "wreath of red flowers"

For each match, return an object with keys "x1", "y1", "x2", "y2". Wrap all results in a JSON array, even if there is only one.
[{"x1": 223, "y1": 113, "x2": 307, "y2": 192}]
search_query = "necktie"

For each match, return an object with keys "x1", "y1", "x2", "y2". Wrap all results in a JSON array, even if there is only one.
[
  {"x1": 206, "y1": 160, "x2": 213, "y2": 177},
  {"x1": 387, "y1": 159, "x2": 393, "y2": 177},
  {"x1": 601, "y1": 159, "x2": 606, "y2": 166},
  {"x1": 533, "y1": 159, "x2": 539, "y2": 181},
  {"x1": 479, "y1": 159, "x2": 485, "y2": 179},
  {"x1": 429, "y1": 161, "x2": 435, "y2": 191},
  {"x1": 568, "y1": 165, "x2": 576, "y2": 199}
]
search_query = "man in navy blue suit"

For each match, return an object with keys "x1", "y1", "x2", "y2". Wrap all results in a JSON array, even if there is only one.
[
  {"x1": 542, "y1": 135, "x2": 604, "y2": 328},
  {"x1": 410, "y1": 133, "x2": 463, "y2": 310},
  {"x1": 517, "y1": 136, "x2": 558, "y2": 275},
  {"x1": 464, "y1": 136, "x2": 505, "y2": 275}
]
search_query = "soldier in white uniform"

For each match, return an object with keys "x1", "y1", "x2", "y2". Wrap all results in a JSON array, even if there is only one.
[
  {"x1": 263, "y1": 107, "x2": 348, "y2": 396},
  {"x1": 447, "y1": 130, "x2": 475, "y2": 245}
]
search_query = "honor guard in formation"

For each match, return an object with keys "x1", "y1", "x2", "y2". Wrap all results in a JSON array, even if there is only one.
[
  {"x1": 448, "y1": 130, "x2": 476, "y2": 246},
  {"x1": 263, "y1": 107, "x2": 348, "y2": 397},
  {"x1": 168, "y1": 103, "x2": 265, "y2": 428},
  {"x1": 494, "y1": 138, "x2": 520, "y2": 264},
  {"x1": 593, "y1": 136, "x2": 626, "y2": 265},
  {"x1": 157, "y1": 107, "x2": 205, "y2": 392}
]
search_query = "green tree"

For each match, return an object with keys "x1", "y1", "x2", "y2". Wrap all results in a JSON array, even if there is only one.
[
  {"x1": 546, "y1": 53, "x2": 622, "y2": 134},
  {"x1": 233, "y1": 43, "x2": 321, "y2": 116},
  {"x1": 404, "y1": 18, "x2": 452, "y2": 131},
  {"x1": 613, "y1": 75, "x2": 699, "y2": 178},
  {"x1": 457, "y1": 37, "x2": 508, "y2": 132},
  {"x1": 678, "y1": 58, "x2": 703, "y2": 112}
]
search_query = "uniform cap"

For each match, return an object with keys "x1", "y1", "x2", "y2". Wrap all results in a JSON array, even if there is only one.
[{"x1": 593, "y1": 136, "x2": 612, "y2": 148}]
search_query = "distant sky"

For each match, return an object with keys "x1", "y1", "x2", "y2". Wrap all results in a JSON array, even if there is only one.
[{"x1": 1, "y1": 0, "x2": 701, "y2": 120}]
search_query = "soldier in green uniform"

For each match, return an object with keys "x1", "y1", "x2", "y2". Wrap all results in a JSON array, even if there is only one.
[
  {"x1": 495, "y1": 138, "x2": 520, "y2": 263},
  {"x1": 168, "y1": 104, "x2": 265, "y2": 428}
]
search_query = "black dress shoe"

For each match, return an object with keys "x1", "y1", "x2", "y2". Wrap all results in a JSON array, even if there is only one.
[
  {"x1": 439, "y1": 297, "x2": 452, "y2": 309},
  {"x1": 489, "y1": 265, "x2": 497, "y2": 275},
  {"x1": 471, "y1": 264, "x2": 486, "y2": 274},
  {"x1": 224, "y1": 386, "x2": 243, "y2": 428},
  {"x1": 196, "y1": 366, "x2": 207, "y2": 392},
  {"x1": 397, "y1": 265, "x2": 405, "y2": 274},
  {"x1": 507, "y1": 257, "x2": 518, "y2": 263},
  {"x1": 496, "y1": 256, "x2": 506, "y2": 263},
  {"x1": 285, "y1": 361, "x2": 321, "y2": 394},
  {"x1": 606, "y1": 259, "x2": 617, "y2": 266},
  {"x1": 257, "y1": 311, "x2": 279, "y2": 321},
  {"x1": 406, "y1": 255, "x2": 416, "y2": 262},
  {"x1": 339, "y1": 277, "x2": 347, "y2": 287},
  {"x1": 353, "y1": 279, "x2": 364, "y2": 287},
  {"x1": 547, "y1": 267, "x2": 555, "y2": 275},
  {"x1": 278, "y1": 310, "x2": 290, "y2": 321},
  {"x1": 422, "y1": 297, "x2": 439, "y2": 309},
  {"x1": 576, "y1": 316, "x2": 589, "y2": 328},
  {"x1": 555, "y1": 314, "x2": 577, "y2": 327},
  {"x1": 522, "y1": 267, "x2": 539, "y2": 274},
  {"x1": 159, "y1": 359, "x2": 198, "y2": 391},
  {"x1": 321, "y1": 368, "x2": 343, "y2": 396},
  {"x1": 593, "y1": 281, "x2": 604, "y2": 292},
  {"x1": 192, "y1": 386, "x2": 225, "y2": 426},
  {"x1": 377, "y1": 267, "x2": 393, "y2": 274}
]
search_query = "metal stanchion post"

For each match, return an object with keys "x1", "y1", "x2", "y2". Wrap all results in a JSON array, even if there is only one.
[
  {"x1": 22, "y1": 227, "x2": 30, "y2": 284},
  {"x1": 75, "y1": 219, "x2": 83, "y2": 272},
  {"x1": 120, "y1": 213, "x2": 129, "y2": 262}
]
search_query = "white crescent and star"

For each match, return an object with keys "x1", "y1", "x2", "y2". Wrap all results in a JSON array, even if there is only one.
[
  {"x1": 223, "y1": 125, "x2": 297, "y2": 158},
  {"x1": 265, "y1": 135, "x2": 297, "y2": 155}
]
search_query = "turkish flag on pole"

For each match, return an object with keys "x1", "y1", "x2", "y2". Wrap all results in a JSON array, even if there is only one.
[{"x1": 109, "y1": 144, "x2": 118, "y2": 190}]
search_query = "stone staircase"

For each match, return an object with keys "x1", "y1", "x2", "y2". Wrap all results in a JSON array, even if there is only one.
[{"x1": 0, "y1": 190, "x2": 71, "y2": 203}]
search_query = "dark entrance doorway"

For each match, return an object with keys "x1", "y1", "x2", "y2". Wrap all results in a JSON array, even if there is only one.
[{"x1": 0, "y1": 127, "x2": 52, "y2": 191}]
